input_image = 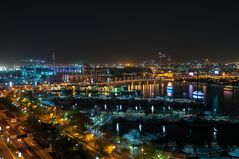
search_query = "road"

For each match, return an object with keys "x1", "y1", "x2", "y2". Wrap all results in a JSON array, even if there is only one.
[
  {"x1": 0, "y1": 138, "x2": 16, "y2": 159},
  {"x1": 0, "y1": 111, "x2": 53, "y2": 159},
  {"x1": 15, "y1": 123, "x2": 53, "y2": 159},
  {"x1": 66, "y1": 132, "x2": 104, "y2": 157},
  {"x1": 65, "y1": 132, "x2": 120, "y2": 159}
]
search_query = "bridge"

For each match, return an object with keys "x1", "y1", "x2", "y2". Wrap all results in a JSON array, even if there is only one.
[
  {"x1": 36, "y1": 78, "x2": 174, "y2": 91},
  {"x1": 96, "y1": 78, "x2": 173, "y2": 86}
]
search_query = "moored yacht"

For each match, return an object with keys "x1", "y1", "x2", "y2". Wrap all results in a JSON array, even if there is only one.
[{"x1": 228, "y1": 146, "x2": 239, "y2": 158}]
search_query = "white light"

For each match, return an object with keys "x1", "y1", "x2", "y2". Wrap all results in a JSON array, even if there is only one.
[
  {"x1": 116, "y1": 123, "x2": 119, "y2": 132},
  {"x1": 192, "y1": 91, "x2": 204, "y2": 99},
  {"x1": 213, "y1": 127, "x2": 217, "y2": 140},
  {"x1": 18, "y1": 151, "x2": 22, "y2": 158},
  {"x1": 162, "y1": 125, "x2": 166, "y2": 134},
  {"x1": 139, "y1": 124, "x2": 142, "y2": 132},
  {"x1": 189, "y1": 72, "x2": 194, "y2": 76},
  {"x1": 167, "y1": 82, "x2": 172, "y2": 87},
  {"x1": 104, "y1": 104, "x2": 107, "y2": 110},
  {"x1": 151, "y1": 105, "x2": 154, "y2": 113}
]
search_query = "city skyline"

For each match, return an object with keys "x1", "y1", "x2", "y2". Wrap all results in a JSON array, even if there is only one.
[
  {"x1": 1, "y1": 1, "x2": 239, "y2": 64},
  {"x1": 1, "y1": 1, "x2": 239, "y2": 159}
]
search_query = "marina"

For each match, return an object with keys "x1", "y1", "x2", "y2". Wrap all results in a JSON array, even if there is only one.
[{"x1": 39, "y1": 81, "x2": 239, "y2": 158}]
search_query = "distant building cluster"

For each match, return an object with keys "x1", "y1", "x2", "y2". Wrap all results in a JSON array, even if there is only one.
[{"x1": 0, "y1": 54, "x2": 238, "y2": 88}]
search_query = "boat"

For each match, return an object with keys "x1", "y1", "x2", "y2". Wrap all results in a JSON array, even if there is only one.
[
  {"x1": 154, "y1": 96, "x2": 173, "y2": 102},
  {"x1": 228, "y1": 146, "x2": 239, "y2": 158},
  {"x1": 182, "y1": 144, "x2": 195, "y2": 155},
  {"x1": 174, "y1": 98, "x2": 194, "y2": 104},
  {"x1": 122, "y1": 129, "x2": 158, "y2": 145},
  {"x1": 95, "y1": 95, "x2": 111, "y2": 100},
  {"x1": 115, "y1": 95, "x2": 134, "y2": 100},
  {"x1": 154, "y1": 96, "x2": 165, "y2": 101},
  {"x1": 122, "y1": 129, "x2": 142, "y2": 144},
  {"x1": 224, "y1": 85, "x2": 234, "y2": 91}
]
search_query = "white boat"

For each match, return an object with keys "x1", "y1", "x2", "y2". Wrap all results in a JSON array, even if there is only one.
[
  {"x1": 228, "y1": 146, "x2": 239, "y2": 158},
  {"x1": 96, "y1": 95, "x2": 111, "y2": 100},
  {"x1": 155, "y1": 96, "x2": 165, "y2": 101},
  {"x1": 116, "y1": 95, "x2": 134, "y2": 100},
  {"x1": 155, "y1": 96, "x2": 173, "y2": 102},
  {"x1": 174, "y1": 98, "x2": 194, "y2": 104}
]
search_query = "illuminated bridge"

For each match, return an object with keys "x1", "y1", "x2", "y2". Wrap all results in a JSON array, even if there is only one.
[{"x1": 96, "y1": 78, "x2": 173, "y2": 86}]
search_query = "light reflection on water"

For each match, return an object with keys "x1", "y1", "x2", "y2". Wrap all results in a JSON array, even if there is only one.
[
  {"x1": 100, "y1": 82, "x2": 239, "y2": 147},
  {"x1": 128, "y1": 82, "x2": 239, "y2": 115},
  {"x1": 213, "y1": 95, "x2": 219, "y2": 113}
]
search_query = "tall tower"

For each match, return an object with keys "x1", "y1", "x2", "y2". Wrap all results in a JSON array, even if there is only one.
[{"x1": 52, "y1": 51, "x2": 56, "y2": 65}]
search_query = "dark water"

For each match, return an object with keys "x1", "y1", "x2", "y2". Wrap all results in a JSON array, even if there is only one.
[
  {"x1": 104, "y1": 82, "x2": 239, "y2": 147},
  {"x1": 73, "y1": 82, "x2": 239, "y2": 146},
  {"x1": 129, "y1": 82, "x2": 239, "y2": 115},
  {"x1": 107, "y1": 120, "x2": 239, "y2": 146}
]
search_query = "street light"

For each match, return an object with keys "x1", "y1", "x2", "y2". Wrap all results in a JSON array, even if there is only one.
[
  {"x1": 17, "y1": 138, "x2": 22, "y2": 150},
  {"x1": 109, "y1": 145, "x2": 116, "y2": 155},
  {"x1": 141, "y1": 148, "x2": 144, "y2": 159},
  {"x1": 129, "y1": 146, "x2": 134, "y2": 156},
  {"x1": 17, "y1": 151, "x2": 22, "y2": 158}
]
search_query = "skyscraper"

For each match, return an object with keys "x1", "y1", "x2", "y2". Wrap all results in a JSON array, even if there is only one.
[
  {"x1": 167, "y1": 56, "x2": 172, "y2": 67},
  {"x1": 155, "y1": 49, "x2": 166, "y2": 66}
]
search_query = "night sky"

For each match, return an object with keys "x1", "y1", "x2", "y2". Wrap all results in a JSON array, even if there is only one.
[{"x1": 1, "y1": 1, "x2": 239, "y2": 64}]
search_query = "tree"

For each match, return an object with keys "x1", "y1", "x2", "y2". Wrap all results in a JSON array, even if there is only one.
[{"x1": 69, "y1": 111, "x2": 92, "y2": 133}]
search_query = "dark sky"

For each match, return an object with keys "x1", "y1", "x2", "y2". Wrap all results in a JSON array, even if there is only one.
[{"x1": 1, "y1": 1, "x2": 239, "y2": 64}]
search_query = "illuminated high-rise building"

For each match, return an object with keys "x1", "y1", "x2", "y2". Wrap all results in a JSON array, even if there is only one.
[
  {"x1": 167, "y1": 56, "x2": 172, "y2": 67},
  {"x1": 155, "y1": 49, "x2": 166, "y2": 67},
  {"x1": 205, "y1": 59, "x2": 210, "y2": 65}
]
